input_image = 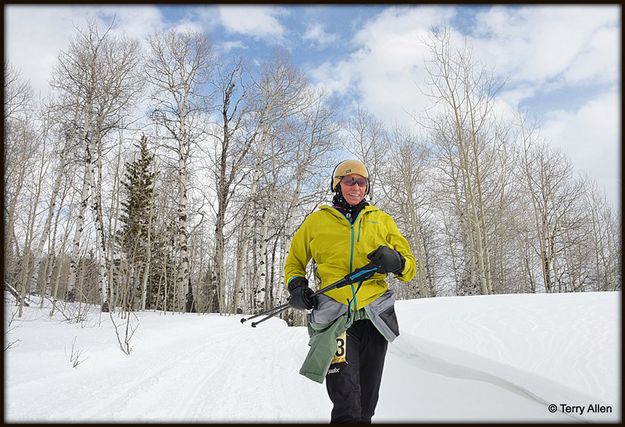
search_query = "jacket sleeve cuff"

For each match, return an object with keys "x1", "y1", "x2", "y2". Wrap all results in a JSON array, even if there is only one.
[
  {"x1": 288, "y1": 276, "x2": 308, "y2": 291},
  {"x1": 396, "y1": 253, "x2": 406, "y2": 277}
]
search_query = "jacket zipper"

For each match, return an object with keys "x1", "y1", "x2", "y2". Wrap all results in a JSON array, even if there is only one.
[
  {"x1": 357, "y1": 214, "x2": 363, "y2": 242},
  {"x1": 349, "y1": 210, "x2": 366, "y2": 314},
  {"x1": 333, "y1": 207, "x2": 366, "y2": 273}
]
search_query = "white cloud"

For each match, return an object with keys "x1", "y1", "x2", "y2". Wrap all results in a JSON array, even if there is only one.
[
  {"x1": 498, "y1": 85, "x2": 537, "y2": 110},
  {"x1": 562, "y1": 24, "x2": 620, "y2": 85},
  {"x1": 217, "y1": 5, "x2": 287, "y2": 43},
  {"x1": 309, "y1": 6, "x2": 456, "y2": 129},
  {"x1": 96, "y1": 6, "x2": 166, "y2": 41},
  {"x1": 167, "y1": 20, "x2": 205, "y2": 36},
  {"x1": 219, "y1": 40, "x2": 248, "y2": 53},
  {"x1": 303, "y1": 22, "x2": 337, "y2": 48},
  {"x1": 541, "y1": 89, "x2": 620, "y2": 208},
  {"x1": 6, "y1": 6, "x2": 85, "y2": 98},
  {"x1": 190, "y1": 6, "x2": 221, "y2": 30},
  {"x1": 5, "y1": 5, "x2": 166, "y2": 98},
  {"x1": 469, "y1": 5, "x2": 620, "y2": 89}
]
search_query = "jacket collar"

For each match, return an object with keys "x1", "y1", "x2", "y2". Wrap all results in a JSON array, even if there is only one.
[{"x1": 320, "y1": 204, "x2": 378, "y2": 223}]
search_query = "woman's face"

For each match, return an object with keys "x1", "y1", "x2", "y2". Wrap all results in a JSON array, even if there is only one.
[{"x1": 339, "y1": 174, "x2": 368, "y2": 206}]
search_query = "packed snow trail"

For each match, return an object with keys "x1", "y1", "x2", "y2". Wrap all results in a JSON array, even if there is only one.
[
  {"x1": 5, "y1": 292, "x2": 620, "y2": 422},
  {"x1": 7, "y1": 313, "x2": 331, "y2": 422}
]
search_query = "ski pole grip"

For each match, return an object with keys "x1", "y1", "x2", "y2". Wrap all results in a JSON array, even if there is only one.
[
  {"x1": 343, "y1": 262, "x2": 379, "y2": 284},
  {"x1": 310, "y1": 262, "x2": 381, "y2": 298}
]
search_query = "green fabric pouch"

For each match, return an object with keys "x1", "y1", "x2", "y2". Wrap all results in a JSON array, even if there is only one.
[{"x1": 299, "y1": 313, "x2": 351, "y2": 383}]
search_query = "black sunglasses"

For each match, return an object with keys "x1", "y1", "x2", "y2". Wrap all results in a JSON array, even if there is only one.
[{"x1": 341, "y1": 176, "x2": 368, "y2": 187}]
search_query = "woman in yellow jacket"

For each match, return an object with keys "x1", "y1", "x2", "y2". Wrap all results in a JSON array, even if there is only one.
[{"x1": 284, "y1": 159, "x2": 416, "y2": 423}]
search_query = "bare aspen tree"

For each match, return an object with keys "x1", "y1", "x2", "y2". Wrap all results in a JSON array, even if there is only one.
[
  {"x1": 245, "y1": 53, "x2": 313, "y2": 312},
  {"x1": 147, "y1": 161, "x2": 180, "y2": 312},
  {"x1": 107, "y1": 138, "x2": 125, "y2": 310},
  {"x1": 230, "y1": 83, "x2": 337, "y2": 319},
  {"x1": 7, "y1": 119, "x2": 43, "y2": 315},
  {"x1": 63, "y1": 146, "x2": 90, "y2": 303},
  {"x1": 517, "y1": 116, "x2": 585, "y2": 292},
  {"x1": 40, "y1": 159, "x2": 74, "y2": 307},
  {"x1": 556, "y1": 180, "x2": 591, "y2": 293},
  {"x1": 145, "y1": 29, "x2": 213, "y2": 312},
  {"x1": 4, "y1": 62, "x2": 32, "y2": 120},
  {"x1": 232, "y1": 218, "x2": 248, "y2": 314},
  {"x1": 583, "y1": 182, "x2": 620, "y2": 291},
  {"x1": 16, "y1": 107, "x2": 54, "y2": 316},
  {"x1": 486, "y1": 126, "x2": 522, "y2": 294},
  {"x1": 4, "y1": 63, "x2": 34, "y2": 288},
  {"x1": 27, "y1": 105, "x2": 74, "y2": 299},
  {"x1": 49, "y1": 175, "x2": 78, "y2": 317},
  {"x1": 276, "y1": 89, "x2": 338, "y2": 324},
  {"x1": 378, "y1": 128, "x2": 433, "y2": 298},
  {"x1": 421, "y1": 29, "x2": 502, "y2": 295},
  {"x1": 50, "y1": 19, "x2": 143, "y2": 311},
  {"x1": 207, "y1": 59, "x2": 259, "y2": 313}
]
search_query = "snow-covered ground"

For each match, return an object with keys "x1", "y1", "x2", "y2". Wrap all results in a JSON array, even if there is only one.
[{"x1": 4, "y1": 291, "x2": 621, "y2": 423}]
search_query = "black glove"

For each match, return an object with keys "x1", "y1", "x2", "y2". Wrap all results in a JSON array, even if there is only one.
[
  {"x1": 367, "y1": 245, "x2": 405, "y2": 275},
  {"x1": 288, "y1": 277, "x2": 317, "y2": 310}
]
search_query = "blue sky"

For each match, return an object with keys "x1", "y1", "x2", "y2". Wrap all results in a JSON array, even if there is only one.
[{"x1": 5, "y1": 4, "x2": 620, "y2": 208}]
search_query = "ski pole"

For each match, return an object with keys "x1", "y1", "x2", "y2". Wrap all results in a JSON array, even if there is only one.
[
  {"x1": 249, "y1": 306, "x2": 289, "y2": 327},
  {"x1": 249, "y1": 262, "x2": 379, "y2": 327},
  {"x1": 240, "y1": 301, "x2": 290, "y2": 325},
  {"x1": 243, "y1": 262, "x2": 380, "y2": 327},
  {"x1": 247, "y1": 284, "x2": 335, "y2": 327}
]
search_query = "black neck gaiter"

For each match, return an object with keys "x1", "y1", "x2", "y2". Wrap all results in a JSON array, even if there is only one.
[{"x1": 332, "y1": 190, "x2": 368, "y2": 224}]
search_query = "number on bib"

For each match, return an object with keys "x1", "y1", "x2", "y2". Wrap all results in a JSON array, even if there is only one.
[{"x1": 331, "y1": 331, "x2": 347, "y2": 364}]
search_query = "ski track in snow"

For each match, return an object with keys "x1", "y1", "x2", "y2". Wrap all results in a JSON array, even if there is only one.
[
  {"x1": 5, "y1": 292, "x2": 620, "y2": 423},
  {"x1": 6, "y1": 312, "x2": 331, "y2": 423}
]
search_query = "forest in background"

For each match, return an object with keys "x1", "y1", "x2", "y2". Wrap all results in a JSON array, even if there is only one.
[{"x1": 4, "y1": 19, "x2": 621, "y2": 326}]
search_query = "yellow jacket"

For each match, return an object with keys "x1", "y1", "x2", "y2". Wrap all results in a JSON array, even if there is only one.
[{"x1": 284, "y1": 204, "x2": 416, "y2": 310}]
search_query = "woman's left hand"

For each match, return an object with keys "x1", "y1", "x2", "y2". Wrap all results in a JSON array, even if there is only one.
[{"x1": 367, "y1": 246, "x2": 405, "y2": 275}]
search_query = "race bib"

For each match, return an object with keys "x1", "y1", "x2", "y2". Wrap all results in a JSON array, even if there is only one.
[{"x1": 331, "y1": 331, "x2": 347, "y2": 364}]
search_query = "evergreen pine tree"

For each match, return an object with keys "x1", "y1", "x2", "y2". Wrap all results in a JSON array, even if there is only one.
[{"x1": 116, "y1": 135, "x2": 159, "y2": 310}]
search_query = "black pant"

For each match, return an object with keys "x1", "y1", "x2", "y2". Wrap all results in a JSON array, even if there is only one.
[{"x1": 325, "y1": 319, "x2": 388, "y2": 423}]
